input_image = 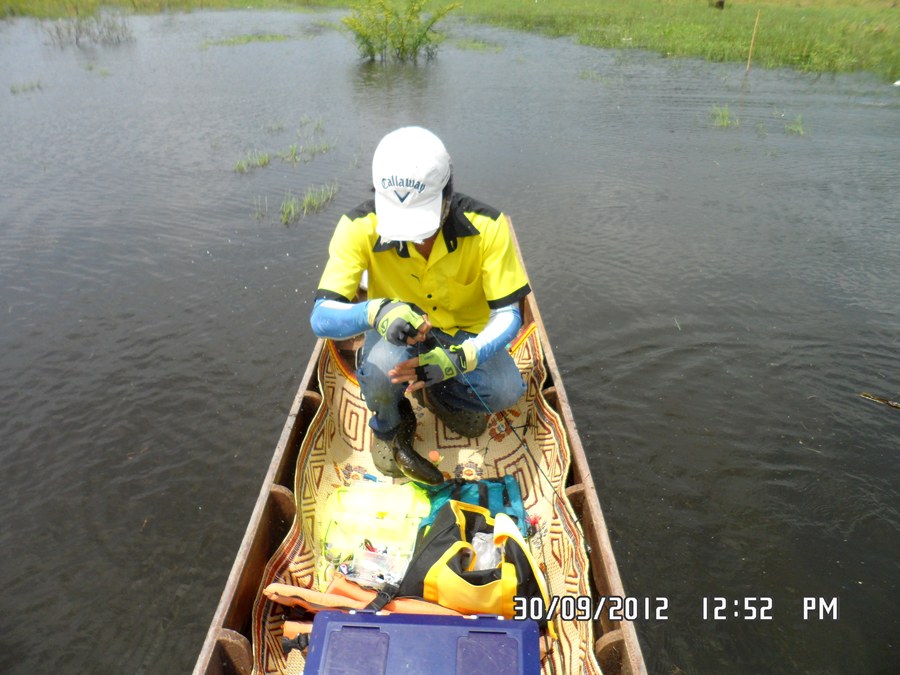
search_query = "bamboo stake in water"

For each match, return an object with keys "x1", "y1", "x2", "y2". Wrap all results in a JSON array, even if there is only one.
[{"x1": 746, "y1": 10, "x2": 761, "y2": 74}]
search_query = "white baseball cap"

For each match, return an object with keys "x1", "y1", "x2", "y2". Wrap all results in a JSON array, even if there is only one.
[{"x1": 372, "y1": 126, "x2": 452, "y2": 242}]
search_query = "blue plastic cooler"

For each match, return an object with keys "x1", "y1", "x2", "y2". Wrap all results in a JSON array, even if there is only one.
[{"x1": 303, "y1": 610, "x2": 541, "y2": 675}]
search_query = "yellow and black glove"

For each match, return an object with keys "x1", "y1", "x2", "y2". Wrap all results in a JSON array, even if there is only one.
[
  {"x1": 368, "y1": 299, "x2": 426, "y2": 346},
  {"x1": 415, "y1": 343, "x2": 478, "y2": 386}
]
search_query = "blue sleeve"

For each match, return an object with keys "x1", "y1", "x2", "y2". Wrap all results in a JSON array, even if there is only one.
[
  {"x1": 310, "y1": 297, "x2": 371, "y2": 339},
  {"x1": 468, "y1": 303, "x2": 522, "y2": 364}
]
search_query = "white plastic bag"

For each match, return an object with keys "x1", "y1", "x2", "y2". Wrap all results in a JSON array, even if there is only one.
[{"x1": 471, "y1": 531, "x2": 502, "y2": 571}]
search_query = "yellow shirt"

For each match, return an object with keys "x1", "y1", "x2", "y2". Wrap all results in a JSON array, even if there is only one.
[{"x1": 316, "y1": 194, "x2": 530, "y2": 335}]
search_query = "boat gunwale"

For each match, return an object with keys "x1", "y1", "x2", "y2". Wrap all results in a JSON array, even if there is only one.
[
  {"x1": 510, "y1": 223, "x2": 646, "y2": 675},
  {"x1": 194, "y1": 339, "x2": 324, "y2": 675}
]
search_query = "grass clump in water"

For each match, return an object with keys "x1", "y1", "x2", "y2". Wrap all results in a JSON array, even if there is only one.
[
  {"x1": 342, "y1": 0, "x2": 460, "y2": 62},
  {"x1": 280, "y1": 194, "x2": 300, "y2": 225},
  {"x1": 280, "y1": 182, "x2": 339, "y2": 225},
  {"x1": 301, "y1": 139, "x2": 333, "y2": 159},
  {"x1": 280, "y1": 144, "x2": 301, "y2": 164},
  {"x1": 203, "y1": 33, "x2": 290, "y2": 48},
  {"x1": 234, "y1": 150, "x2": 270, "y2": 173},
  {"x1": 44, "y1": 11, "x2": 134, "y2": 47},
  {"x1": 253, "y1": 195, "x2": 268, "y2": 221},
  {"x1": 10, "y1": 80, "x2": 43, "y2": 94},
  {"x1": 784, "y1": 114, "x2": 806, "y2": 136},
  {"x1": 454, "y1": 38, "x2": 502, "y2": 53},
  {"x1": 279, "y1": 139, "x2": 334, "y2": 164},
  {"x1": 289, "y1": 118, "x2": 335, "y2": 162},
  {"x1": 711, "y1": 105, "x2": 739, "y2": 128}
]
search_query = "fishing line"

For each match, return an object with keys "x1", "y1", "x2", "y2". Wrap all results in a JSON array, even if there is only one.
[{"x1": 425, "y1": 330, "x2": 567, "y2": 504}]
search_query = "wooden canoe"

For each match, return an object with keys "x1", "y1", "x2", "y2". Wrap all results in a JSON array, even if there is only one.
[{"x1": 194, "y1": 220, "x2": 646, "y2": 675}]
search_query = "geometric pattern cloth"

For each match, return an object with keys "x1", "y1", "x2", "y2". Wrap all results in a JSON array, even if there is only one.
[{"x1": 250, "y1": 323, "x2": 602, "y2": 674}]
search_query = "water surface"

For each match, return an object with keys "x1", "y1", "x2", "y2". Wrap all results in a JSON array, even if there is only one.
[{"x1": 1, "y1": 10, "x2": 897, "y2": 674}]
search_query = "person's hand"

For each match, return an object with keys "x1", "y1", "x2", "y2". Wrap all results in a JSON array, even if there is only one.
[
  {"x1": 369, "y1": 300, "x2": 428, "y2": 346},
  {"x1": 389, "y1": 343, "x2": 477, "y2": 392}
]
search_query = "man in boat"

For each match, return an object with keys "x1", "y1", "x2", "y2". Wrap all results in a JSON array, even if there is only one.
[{"x1": 310, "y1": 126, "x2": 531, "y2": 485}]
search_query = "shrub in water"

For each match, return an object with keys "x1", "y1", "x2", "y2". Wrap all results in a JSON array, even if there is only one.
[
  {"x1": 45, "y1": 11, "x2": 134, "y2": 47},
  {"x1": 343, "y1": 0, "x2": 460, "y2": 63}
]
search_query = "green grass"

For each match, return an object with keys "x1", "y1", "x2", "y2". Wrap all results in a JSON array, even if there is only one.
[
  {"x1": 277, "y1": 140, "x2": 333, "y2": 164},
  {"x1": 2, "y1": 0, "x2": 310, "y2": 18},
  {"x1": 280, "y1": 182, "x2": 339, "y2": 225},
  {"x1": 784, "y1": 114, "x2": 807, "y2": 136},
  {"x1": 301, "y1": 139, "x2": 333, "y2": 159},
  {"x1": 457, "y1": 0, "x2": 899, "y2": 82},
  {"x1": 302, "y1": 116, "x2": 327, "y2": 136},
  {"x1": 202, "y1": 33, "x2": 290, "y2": 48},
  {"x1": 253, "y1": 195, "x2": 268, "y2": 221},
  {"x1": 5, "y1": 1, "x2": 897, "y2": 80},
  {"x1": 233, "y1": 150, "x2": 270, "y2": 173},
  {"x1": 234, "y1": 120, "x2": 334, "y2": 206},
  {"x1": 10, "y1": 79, "x2": 43, "y2": 93},
  {"x1": 578, "y1": 69, "x2": 609, "y2": 83},
  {"x1": 711, "y1": 104, "x2": 739, "y2": 128},
  {"x1": 342, "y1": 0, "x2": 460, "y2": 62},
  {"x1": 454, "y1": 37, "x2": 502, "y2": 53},
  {"x1": 280, "y1": 144, "x2": 301, "y2": 164},
  {"x1": 85, "y1": 62, "x2": 111, "y2": 75}
]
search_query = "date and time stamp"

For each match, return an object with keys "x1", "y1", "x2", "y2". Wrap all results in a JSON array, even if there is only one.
[{"x1": 513, "y1": 594, "x2": 840, "y2": 623}]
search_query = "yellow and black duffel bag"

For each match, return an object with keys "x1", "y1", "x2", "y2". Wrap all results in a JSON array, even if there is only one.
[{"x1": 398, "y1": 499, "x2": 554, "y2": 633}]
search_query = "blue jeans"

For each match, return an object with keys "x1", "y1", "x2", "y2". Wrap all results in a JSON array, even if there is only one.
[{"x1": 356, "y1": 329, "x2": 526, "y2": 439}]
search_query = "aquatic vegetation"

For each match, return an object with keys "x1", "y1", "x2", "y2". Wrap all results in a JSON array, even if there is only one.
[
  {"x1": 234, "y1": 120, "x2": 333, "y2": 198},
  {"x1": 85, "y1": 63, "x2": 111, "y2": 76},
  {"x1": 290, "y1": 119, "x2": 334, "y2": 162},
  {"x1": 233, "y1": 150, "x2": 270, "y2": 173},
  {"x1": 10, "y1": 80, "x2": 43, "y2": 94},
  {"x1": 711, "y1": 105, "x2": 739, "y2": 129},
  {"x1": 342, "y1": 0, "x2": 460, "y2": 62},
  {"x1": 280, "y1": 144, "x2": 301, "y2": 164},
  {"x1": 5, "y1": 0, "x2": 320, "y2": 15},
  {"x1": 280, "y1": 183, "x2": 339, "y2": 225},
  {"x1": 301, "y1": 182, "x2": 338, "y2": 215},
  {"x1": 280, "y1": 194, "x2": 299, "y2": 225},
  {"x1": 784, "y1": 114, "x2": 806, "y2": 136},
  {"x1": 578, "y1": 69, "x2": 609, "y2": 82},
  {"x1": 10, "y1": 1, "x2": 897, "y2": 79},
  {"x1": 278, "y1": 139, "x2": 333, "y2": 164},
  {"x1": 302, "y1": 139, "x2": 333, "y2": 159},
  {"x1": 44, "y1": 12, "x2": 134, "y2": 47},
  {"x1": 202, "y1": 33, "x2": 290, "y2": 48},
  {"x1": 454, "y1": 38, "x2": 502, "y2": 53},
  {"x1": 253, "y1": 195, "x2": 268, "y2": 221},
  {"x1": 298, "y1": 115, "x2": 325, "y2": 134}
]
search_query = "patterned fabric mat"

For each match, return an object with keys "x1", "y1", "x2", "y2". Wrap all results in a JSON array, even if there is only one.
[{"x1": 250, "y1": 324, "x2": 602, "y2": 675}]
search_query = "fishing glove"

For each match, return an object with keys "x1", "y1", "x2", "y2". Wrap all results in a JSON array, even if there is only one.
[
  {"x1": 369, "y1": 299, "x2": 426, "y2": 346},
  {"x1": 416, "y1": 343, "x2": 478, "y2": 386}
]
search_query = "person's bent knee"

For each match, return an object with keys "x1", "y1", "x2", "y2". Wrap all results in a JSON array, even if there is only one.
[{"x1": 487, "y1": 376, "x2": 527, "y2": 411}]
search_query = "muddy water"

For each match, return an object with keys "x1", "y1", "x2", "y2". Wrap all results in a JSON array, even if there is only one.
[{"x1": 1, "y1": 10, "x2": 897, "y2": 674}]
